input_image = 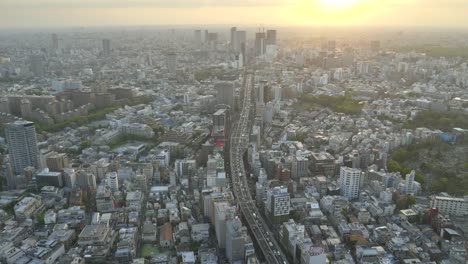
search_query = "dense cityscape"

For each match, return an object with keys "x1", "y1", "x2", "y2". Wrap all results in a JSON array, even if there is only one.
[{"x1": 0, "y1": 20, "x2": 467, "y2": 264}]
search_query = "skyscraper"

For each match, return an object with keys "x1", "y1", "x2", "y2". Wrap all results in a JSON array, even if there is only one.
[
  {"x1": 5, "y1": 121, "x2": 40, "y2": 175},
  {"x1": 102, "y1": 39, "x2": 111, "y2": 56},
  {"x1": 255, "y1": 32, "x2": 266, "y2": 56},
  {"x1": 215, "y1": 81, "x2": 235, "y2": 110},
  {"x1": 165, "y1": 52, "x2": 177, "y2": 74},
  {"x1": 51, "y1": 33, "x2": 59, "y2": 50},
  {"x1": 30, "y1": 55, "x2": 44, "y2": 76},
  {"x1": 230, "y1": 27, "x2": 237, "y2": 50},
  {"x1": 194, "y1": 30, "x2": 202, "y2": 45},
  {"x1": 234, "y1": 30, "x2": 246, "y2": 53},
  {"x1": 339, "y1": 166, "x2": 362, "y2": 199},
  {"x1": 212, "y1": 107, "x2": 231, "y2": 147},
  {"x1": 266, "y1": 29, "x2": 277, "y2": 46}
]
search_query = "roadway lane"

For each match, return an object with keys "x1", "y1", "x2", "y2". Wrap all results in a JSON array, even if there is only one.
[{"x1": 229, "y1": 72, "x2": 289, "y2": 264}]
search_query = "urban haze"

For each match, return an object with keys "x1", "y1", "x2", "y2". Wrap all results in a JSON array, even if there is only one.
[{"x1": 0, "y1": 1, "x2": 467, "y2": 264}]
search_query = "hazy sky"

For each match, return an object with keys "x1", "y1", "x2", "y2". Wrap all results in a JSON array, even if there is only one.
[{"x1": 1, "y1": 0, "x2": 468, "y2": 28}]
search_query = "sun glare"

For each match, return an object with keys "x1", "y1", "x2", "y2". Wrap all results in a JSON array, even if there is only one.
[{"x1": 317, "y1": 0, "x2": 363, "y2": 10}]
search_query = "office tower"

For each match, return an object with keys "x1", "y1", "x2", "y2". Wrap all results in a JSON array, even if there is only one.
[
  {"x1": 266, "y1": 29, "x2": 277, "y2": 45},
  {"x1": 370, "y1": 40, "x2": 381, "y2": 52},
  {"x1": 207, "y1": 32, "x2": 218, "y2": 50},
  {"x1": 339, "y1": 167, "x2": 362, "y2": 199},
  {"x1": 215, "y1": 81, "x2": 235, "y2": 110},
  {"x1": 51, "y1": 33, "x2": 59, "y2": 50},
  {"x1": 0, "y1": 97, "x2": 10, "y2": 113},
  {"x1": 194, "y1": 30, "x2": 202, "y2": 45},
  {"x1": 165, "y1": 52, "x2": 177, "y2": 74},
  {"x1": 310, "y1": 152, "x2": 336, "y2": 177},
  {"x1": 226, "y1": 217, "x2": 246, "y2": 263},
  {"x1": 291, "y1": 156, "x2": 309, "y2": 179},
  {"x1": 5, "y1": 121, "x2": 39, "y2": 175},
  {"x1": 328, "y1": 40, "x2": 336, "y2": 54},
  {"x1": 46, "y1": 152, "x2": 69, "y2": 172},
  {"x1": 36, "y1": 168, "x2": 63, "y2": 187},
  {"x1": 204, "y1": 30, "x2": 209, "y2": 43},
  {"x1": 230, "y1": 27, "x2": 237, "y2": 50},
  {"x1": 255, "y1": 32, "x2": 266, "y2": 56},
  {"x1": 234, "y1": 30, "x2": 246, "y2": 53},
  {"x1": 214, "y1": 202, "x2": 236, "y2": 249},
  {"x1": 265, "y1": 186, "x2": 290, "y2": 224},
  {"x1": 63, "y1": 168, "x2": 77, "y2": 189},
  {"x1": 212, "y1": 107, "x2": 231, "y2": 145},
  {"x1": 30, "y1": 55, "x2": 44, "y2": 76},
  {"x1": 255, "y1": 82, "x2": 265, "y2": 105},
  {"x1": 76, "y1": 170, "x2": 97, "y2": 191},
  {"x1": 102, "y1": 39, "x2": 111, "y2": 56}
]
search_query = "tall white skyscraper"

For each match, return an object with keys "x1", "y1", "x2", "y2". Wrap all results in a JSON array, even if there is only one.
[
  {"x1": 5, "y1": 121, "x2": 39, "y2": 175},
  {"x1": 339, "y1": 167, "x2": 362, "y2": 199}
]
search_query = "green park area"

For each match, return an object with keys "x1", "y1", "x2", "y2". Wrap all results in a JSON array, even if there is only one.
[
  {"x1": 388, "y1": 140, "x2": 468, "y2": 195},
  {"x1": 298, "y1": 94, "x2": 363, "y2": 115},
  {"x1": 393, "y1": 45, "x2": 468, "y2": 59},
  {"x1": 140, "y1": 244, "x2": 161, "y2": 257},
  {"x1": 35, "y1": 96, "x2": 154, "y2": 133},
  {"x1": 404, "y1": 111, "x2": 468, "y2": 132}
]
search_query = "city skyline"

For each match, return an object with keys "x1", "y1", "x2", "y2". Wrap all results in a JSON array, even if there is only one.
[{"x1": 1, "y1": 0, "x2": 468, "y2": 29}]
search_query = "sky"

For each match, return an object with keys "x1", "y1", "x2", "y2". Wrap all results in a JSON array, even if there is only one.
[{"x1": 1, "y1": 0, "x2": 468, "y2": 29}]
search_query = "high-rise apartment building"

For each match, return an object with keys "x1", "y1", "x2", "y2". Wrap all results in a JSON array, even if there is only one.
[
  {"x1": 5, "y1": 121, "x2": 39, "y2": 175},
  {"x1": 430, "y1": 194, "x2": 468, "y2": 216},
  {"x1": 106, "y1": 172, "x2": 119, "y2": 192},
  {"x1": 339, "y1": 167, "x2": 362, "y2": 199}
]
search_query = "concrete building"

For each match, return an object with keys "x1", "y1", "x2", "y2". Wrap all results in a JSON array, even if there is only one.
[
  {"x1": 265, "y1": 186, "x2": 290, "y2": 224},
  {"x1": 301, "y1": 246, "x2": 327, "y2": 264},
  {"x1": 214, "y1": 202, "x2": 236, "y2": 249},
  {"x1": 310, "y1": 152, "x2": 336, "y2": 177},
  {"x1": 46, "y1": 153, "x2": 69, "y2": 172},
  {"x1": 36, "y1": 168, "x2": 63, "y2": 187},
  {"x1": 430, "y1": 194, "x2": 468, "y2": 216},
  {"x1": 14, "y1": 196, "x2": 43, "y2": 220},
  {"x1": 281, "y1": 219, "x2": 305, "y2": 257},
  {"x1": 165, "y1": 52, "x2": 177, "y2": 74},
  {"x1": 5, "y1": 121, "x2": 39, "y2": 175},
  {"x1": 106, "y1": 172, "x2": 119, "y2": 192},
  {"x1": 339, "y1": 167, "x2": 362, "y2": 199},
  {"x1": 102, "y1": 39, "x2": 111, "y2": 56},
  {"x1": 226, "y1": 217, "x2": 246, "y2": 263},
  {"x1": 215, "y1": 82, "x2": 235, "y2": 110}
]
